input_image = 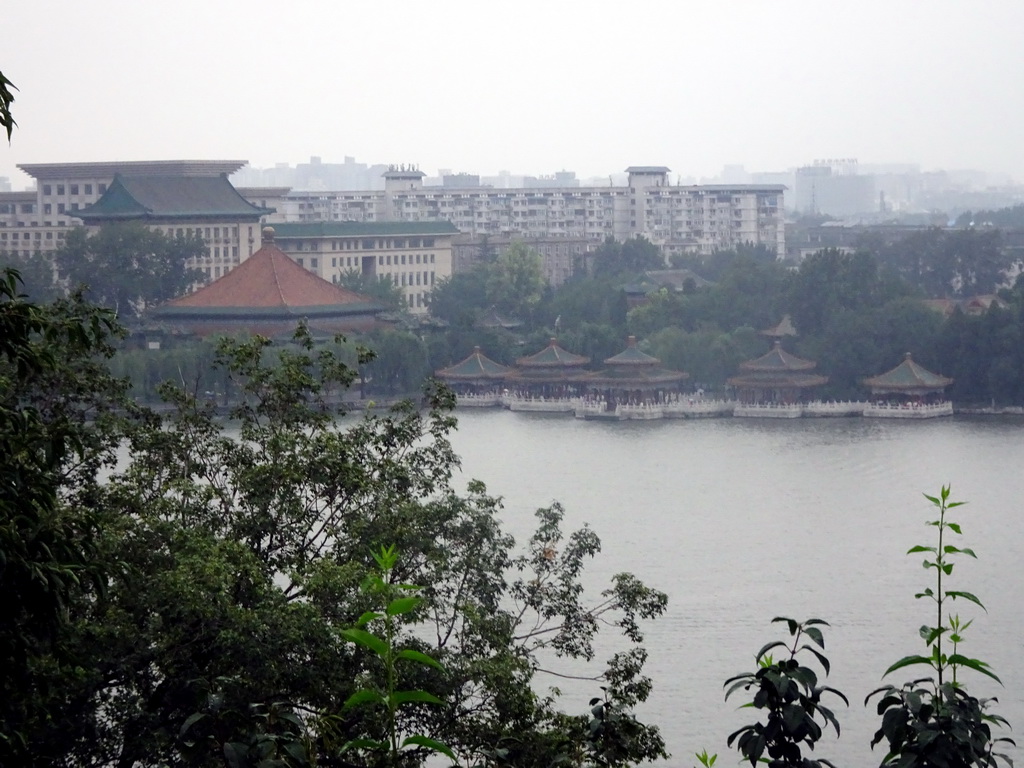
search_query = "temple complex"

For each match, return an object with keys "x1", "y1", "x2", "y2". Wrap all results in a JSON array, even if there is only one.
[
  {"x1": 862, "y1": 353, "x2": 954, "y2": 418},
  {"x1": 150, "y1": 227, "x2": 384, "y2": 338},
  {"x1": 434, "y1": 347, "x2": 509, "y2": 406}
]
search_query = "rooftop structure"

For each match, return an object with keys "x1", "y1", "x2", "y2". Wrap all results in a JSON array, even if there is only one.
[
  {"x1": 151, "y1": 227, "x2": 383, "y2": 337},
  {"x1": 862, "y1": 353, "x2": 953, "y2": 397},
  {"x1": 728, "y1": 341, "x2": 827, "y2": 403},
  {"x1": 583, "y1": 336, "x2": 689, "y2": 391}
]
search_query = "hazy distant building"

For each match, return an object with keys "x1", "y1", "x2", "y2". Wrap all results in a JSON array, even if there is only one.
[
  {"x1": 794, "y1": 160, "x2": 875, "y2": 217},
  {"x1": 250, "y1": 165, "x2": 786, "y2": 260}
]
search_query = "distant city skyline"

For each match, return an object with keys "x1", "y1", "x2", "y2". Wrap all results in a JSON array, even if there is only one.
[{"x1": 3, "y1": 0, "x2": 1023, "y2": 189}]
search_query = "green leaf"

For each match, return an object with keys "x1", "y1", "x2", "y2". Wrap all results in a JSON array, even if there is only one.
[
  {"x1": 386, "y1": 595, "x2": 422, "y2": 616},
  {"x1": 959, "y1": 547, "x2": 977, "y2": 558},
  {"x1": 396, "y1": 648, "x2": 445, "y2": 670},
  {"x1": 945, "y1": 590, "x2": 986, "y2": 610},
  {"x1": 803, "y1": 618, "x2": 830, "y2": 627},
  {"x1": 356, "y1": 610, "x2": 384, "y2": 626},
  {"x1": 341, "y1": 738, "x2": 388, "y2": 753},
  {"x1": 343, "y1": 689, "x2": 385, "y2": 709},
  {"x1": 882, "y1": 655, "x2": 934, "y2": 677},
  {"x1": 401, "y1": 734, "x2": 457, "y2": 760},
  {"x1": 223, "y1": 742, "x2": 247, "y2": 768},
  {"x1": 907, "y1": 545, "x2": 936, "y2": 554},
  {"x1": 946, "y1": 654, "x2": 1003, "y2": 684},
  {"x1": 754, "y1": 640, "x2": 786, "y2": 661},
  {"x1": 340, "y1": 628, "x2": 389, "y2": 657},
  {"x1": 803, "y1": 626, "x2": 825, "y2": 649},
  {"x1": 947, "y1": 522, "x2": 962, "y2": 534},
  {"x1": 941, "y1": 563, "x2": 954, "y2": 575},
  {"x1": 801, "y1": 645, "x2": 831, "y2": 675},
  {"x1": 179, "y1": 712, "x2": 207, "y2": 736},
  {"x1": 391, "y1": 689, "x2": 444, "y2": 706}
]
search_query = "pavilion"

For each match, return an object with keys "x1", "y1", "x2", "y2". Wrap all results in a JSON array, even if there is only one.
[
  {"x1": 728, "y1": 341, "x2": 827, "y2": 415},
  {"x1": 434, "y1": 347, "x2": 509, "y2": 406},
  {"x1": 150, "y1": 227, "x2": 384, "y2": 338},
  {"x1": 579, "y1": 336, "x2": 688, "y2": 416},
  {"x1": 862, "y1": 353, "x2": 954, "y2": 418},
  {"x1": 503, "y1": 338, "x2": 590, "y2": 411}
]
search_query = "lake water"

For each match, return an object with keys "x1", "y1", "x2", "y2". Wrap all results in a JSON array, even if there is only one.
[{"x1": 446, "y1": 411, "x2": 1024, "y2": 767}]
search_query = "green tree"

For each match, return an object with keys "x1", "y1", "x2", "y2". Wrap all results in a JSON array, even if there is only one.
[
  {"x1": 485, "y1": 241, "x2": 545, "y2": 321},
  {"x1": 0, "y1": 269, "x2": 131, "y2": 764},
  {"x1": 55, "y1": 222, "x2": 204, "y2": 320},
  {"x1": 427, "y1": 271, "x2": 490, "y2": 327},
  {"x1": 339, "y1": 268, "x2": 408, "y2": 312},
  {"x1": 591, "y1": 237, "x2": 664, "y2": 279},
  {"x1": 0, "y1": 249, "x2": 60, "y2": 302},
  {"x1": 53, "y1": 329, "x2": 667, "y2": 767}
]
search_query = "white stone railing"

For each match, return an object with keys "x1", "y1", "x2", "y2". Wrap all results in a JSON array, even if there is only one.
[
  {"x1": 863, "y1": 401, "x2": 954, "y2": 418},
  {"x1": 616, "y1": 403, "x2": 664, "y2": 420},
  {"x1": 455, "y1": 392, "x2": 502, "y2": 407},
  {"x1": 733, "y1": 402, "x2": 804, "y2": 418},
  {"x1": 504, "y1": 395, "x2": 580, "y2": 413},
  {"x1": 803, "y1": 400, "x2": 867, "y2": 417},
  {"x1": 575, "y1": 400, "x2": 613, "y2": 419},
  {"x1": 662, "y1": 399, "x2": 737, "y2": 418}
]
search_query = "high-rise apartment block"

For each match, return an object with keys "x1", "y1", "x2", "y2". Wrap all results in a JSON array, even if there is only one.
[{"x1": 257, "y1": 166, "x2": 786, "y2": 262}]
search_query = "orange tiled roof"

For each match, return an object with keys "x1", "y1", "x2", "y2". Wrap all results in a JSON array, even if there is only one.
[{"x1": 162, "y1": 236, "x2": 378, "y2": 313}]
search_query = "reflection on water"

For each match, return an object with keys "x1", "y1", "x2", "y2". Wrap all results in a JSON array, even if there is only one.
[{"x1": 449, "y1": 411, "x2": 1024, "y2": 766}]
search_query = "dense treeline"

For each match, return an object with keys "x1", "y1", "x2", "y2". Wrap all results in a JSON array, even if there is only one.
[{"x1": 8, "y1": 223, "x2": 1024, "y2": 405}]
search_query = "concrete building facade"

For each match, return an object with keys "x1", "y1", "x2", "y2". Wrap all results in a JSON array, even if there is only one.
[
  {"x1": 269, "y1": 221, "x2": 459, "y2": 313},
  {"x1": 1, "y1": 161, "x2": 258, "y2": 272},
  {"x1": 254, "y1": 166, "x2": 786, "y2": 261}
]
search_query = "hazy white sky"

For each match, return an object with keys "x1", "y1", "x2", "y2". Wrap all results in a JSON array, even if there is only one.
[{"x1": 3, "y1": 0, "x2": 1023, "y2": 188}]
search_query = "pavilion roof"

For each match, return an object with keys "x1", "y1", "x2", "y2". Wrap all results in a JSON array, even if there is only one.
[
  {"x1": 476, "y1": 306, "x2": 523, "y2": 329},
  {"x1": 739, "y1": 341, "x2": 817, "y2": 372},
  {"x1": 435, "y1": 347, "x2": 509, "y2": 381},
  {"x1": 604, "y1": 336, "x2": 660, "y2": 366},
  {"x1": 516, "y1": 338, "x2": 589, "y2": 368},
  {"x1": 862, "y1": 353, "x2": 953, "y2": 393},
  {"x1": 727, "y1": 372, "x2": 828, "y2": 389},
  {"x1": 760, "y1": 315, "x2": 798, "y2": 338},
  {"x1": 74, "y1": 173, "x2": 271, "y2": 222},
  {"x1": 152, "y1": 228, "x2": 383, "y2": 320}
]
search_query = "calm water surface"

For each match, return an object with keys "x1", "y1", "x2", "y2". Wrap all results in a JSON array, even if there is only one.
[{"x1": 447, "y1": 412, "x2": 1024, "y2": 767}]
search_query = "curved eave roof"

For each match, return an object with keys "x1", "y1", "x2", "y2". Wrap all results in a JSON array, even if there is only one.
[
  {"x1": 152, "y1": 303, "x2": 382, "y2": 319},
  {"x1": 516, "y1": 339, "x2": 590, "y2": 368},
  {"x1": 504, "y1": 368, "x2": 591, "y2": 384},
  {"x1": 862, "y1": 355, "x2": 953, "y2": 393},
  {"x1": 435, "y1": 348, "x2": 509, "y2": 380},
  {"x1": 728, "y1": 372, "x2": 828, "y2": 389},
  {"x1": 740, "y1": 342, "x2": 817, "y2": 372},
  {"x1": 75, "y1": 173, "x2": 271, "y2": 222},
  {"x1": 604, "y1": 338, "x2": 662, "y2": 367},
  {"x1": 584, "y1": 368, "x2": 688, "y2": 388}
]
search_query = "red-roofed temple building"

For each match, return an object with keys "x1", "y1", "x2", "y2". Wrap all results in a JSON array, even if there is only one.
[{"x1": 150, "y1": 227, "x2": 384, "y2": 337}]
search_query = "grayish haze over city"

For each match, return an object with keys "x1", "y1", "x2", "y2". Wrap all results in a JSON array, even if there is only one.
[{"x1": 3, "y1": 0, "x2": 1024, "y2": 186}]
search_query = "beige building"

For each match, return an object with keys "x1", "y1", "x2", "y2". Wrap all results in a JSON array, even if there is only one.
[
  {"x1": 270, "y1": 221, "x2": 459, "y2": 313},
  {"x1": 0, "y1": 161, "x2": 263, "y2": 278},
  {"x1": 254, "y1": 166, "x2": 786, "y2": 260}
]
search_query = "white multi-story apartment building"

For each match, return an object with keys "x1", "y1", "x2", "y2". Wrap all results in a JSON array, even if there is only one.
[{"x1": 255, "y1": 166, "x2": 786, "y2": 261}]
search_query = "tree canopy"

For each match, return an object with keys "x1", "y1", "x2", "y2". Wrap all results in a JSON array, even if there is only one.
[
  {"x1": 1, "y1": 279, "x2": 669, "y2": 766},
  {"x1": 54, "y1": 222, "x2": 204, "y2": 320}
]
